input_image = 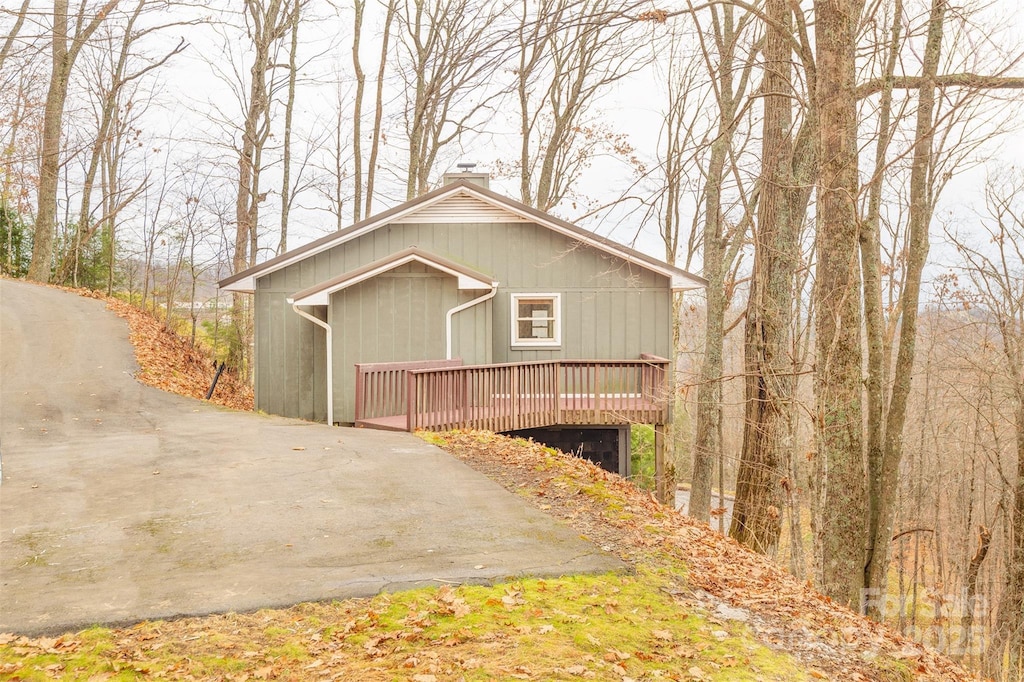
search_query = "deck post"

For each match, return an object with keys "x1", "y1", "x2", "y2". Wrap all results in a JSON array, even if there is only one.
[
  {"x1": 354, "y1": 366, "x2": 364, "y2": 422},
  {"x1": 406, "y1": 372, "x2": 416, "y2": 431}
]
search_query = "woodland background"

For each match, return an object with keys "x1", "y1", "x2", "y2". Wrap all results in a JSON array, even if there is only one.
[{"x1": 2, "y1": 0, "x2": 1023, "y2": 677}]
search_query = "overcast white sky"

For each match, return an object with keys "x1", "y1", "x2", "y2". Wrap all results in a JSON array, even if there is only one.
[{"x1": 12, "y1": 0, "x2": 1022, "y2": 281}]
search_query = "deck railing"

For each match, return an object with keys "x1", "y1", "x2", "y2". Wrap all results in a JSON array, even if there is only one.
[
  {"x1": 403, "y1": 356, "x2": 669, "y2": 432},
  {"x1": 354, "y1": 358, "x2": 463, "y2": 423}
]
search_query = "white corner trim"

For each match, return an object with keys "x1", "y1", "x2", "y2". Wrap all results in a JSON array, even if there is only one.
[
  {"x1": 290, "y1": 303, "x2": 334, "y2": 426},
  {"x1": 671, "y1": 272, "x2": 705, "y2": 290}
]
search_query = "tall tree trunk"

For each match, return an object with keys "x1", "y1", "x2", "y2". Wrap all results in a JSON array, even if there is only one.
[
  {"x1": 959, "y1": 525, "x2": 991, "y2": 661},
  {"x1": 279, "y1": 0, "x2": 300, "y2": 254},
  {"x1": 364, "y1": 0, "x2": 396, "y2": 217},
  {"x1": 28, "y1": 0, "x2": 119, "y2": 283},
  {"x1": 54, "y1": 0, "x2": 167, "y2": 284},
  {"x1": 690, "y1": 142, "x2": 725, "y2": 522},
  {"x1": 689, "y1": 4, "x2": 755, "y2": 524},
  {"x1": 231, "y1": 0, "x2": 288, "y2": 373},
  {"x1": 729, "y1": 0, "x2": 795, "y2": 554},
  {"x1": 864, "y1": 0, "x2": 946, "y2": 617},
  {"x1": 351, "y1": 0, "x2": 365, "y2": 223},
  {"x1": 0, "y1": 0, "x2": 31, "y2": 73},
  {"x1": 28, "y1": 0, "x2": 71, "y2": 283},
  {"x1": 991, "y1": 401, "x2": 1024, "y2": 677},
  {"x1": 812, "y1": 0, "x2": 868, "y2": 609},
  {"x1": 859, "y1": 0, "x2": 903, "y2": 615},
  {"x1": 689, "y1": 77, "x2": 729, "y2": 523}
]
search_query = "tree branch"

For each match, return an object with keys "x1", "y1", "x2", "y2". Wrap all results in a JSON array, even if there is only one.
[{"x1": 857, "y1": 74, "x2": 1024, "y2": 99}]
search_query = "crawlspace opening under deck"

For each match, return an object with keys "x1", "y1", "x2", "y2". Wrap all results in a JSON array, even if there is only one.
[{"x1": 503, "y1": 425, "x2": 631, "y2": 478}]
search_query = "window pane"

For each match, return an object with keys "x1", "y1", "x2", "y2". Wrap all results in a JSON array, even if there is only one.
[
  {"x1": 518, "y1": 300, "x2": 552, "y2": 319},
  {"x1": 519, "y1": 317, "x2": 554, "y2": 339}
]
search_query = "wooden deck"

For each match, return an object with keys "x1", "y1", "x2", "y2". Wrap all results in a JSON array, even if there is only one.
[{"x1": 354, "y1": 356, "x2": 670, "y2": 433}]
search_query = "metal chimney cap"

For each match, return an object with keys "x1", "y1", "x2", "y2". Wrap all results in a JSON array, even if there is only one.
[{"x1": 456, "y1": 162, "x2": 477, "y2": 172}]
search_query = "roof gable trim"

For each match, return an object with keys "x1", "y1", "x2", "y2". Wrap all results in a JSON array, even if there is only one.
[
  {"x1": 392, "y1": 193, "x2": 530, "y2": 224},
  {"x1": 221, "y1": 184, "x2": 474, "y2": 293},
  {"x1": 220, "y1": 181, "x2": 706, "y2": 293},
  {"x1": 288, "y1": 247, "x2": 495, "y2": 306}
]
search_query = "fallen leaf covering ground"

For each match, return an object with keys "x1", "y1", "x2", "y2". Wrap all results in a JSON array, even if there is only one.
[
  {"x1": 101, "y1": 295, "x2": 253, "y2": 411},
  {"x1": 424, "y1": 431, "x2": 978, "y2": 682},
  {"x1": 0, "y1": 280, "x2": 978, "y2": 680}
]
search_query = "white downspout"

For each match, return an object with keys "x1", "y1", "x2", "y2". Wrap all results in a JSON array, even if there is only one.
[
  {"x1": 445, "y1": 282, "x2": 498, "y2": 360},
  {"x1": 290, "y1": 302, "x2": 334, "y2": 426}
]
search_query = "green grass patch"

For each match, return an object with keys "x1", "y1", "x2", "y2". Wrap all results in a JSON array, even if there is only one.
[
  {"x1": 0, "y1": 572, "x2": 808, "y2": 681},
  {"x1": 416, "y1": 430, "x2": 448, "y2": 447},
  {"x1": 318, "y1": 569, "x2": 806, "y2": 680},
  {"x1": 630, "y1": 424, "x2": 656, "y2": 491}
]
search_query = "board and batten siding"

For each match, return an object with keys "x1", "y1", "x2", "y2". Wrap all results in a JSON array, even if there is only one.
[
  {"x1": 253, "y1": 219, "x2": 671, "y2": 424},
  {"x1": 254, "y1": 280, "x2": 327, "y2": 422},
  {"x1": 327, "y1": 263, "x2": 489, "y2": 423}
]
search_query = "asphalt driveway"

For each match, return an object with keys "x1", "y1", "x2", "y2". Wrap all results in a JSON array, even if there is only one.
[{"x1": 0, "y1": 280, "x2": 621, "y2": 635}]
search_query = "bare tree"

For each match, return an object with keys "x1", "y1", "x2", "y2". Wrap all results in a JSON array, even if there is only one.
[
  {"x1": 233, "y1": 0, "x2": 295, "y2": 273},
  {"x1": 395, "y1": 0, "x2": 507, "y2": 199},
  {"x1": 653, "y1": 27, "x2": 718, "y2": 507},
  {"x1": 862, "y1": 0, "x2": 945, "y2": 617},
  {"x1": 510, "y1": 0, "x2": 647, "y2": 212},
  {"x1": 729, "y1": 0, "x2": 799, "y2": 555},
  {"x1": 28, "y1": 0, "x2": 120, "y2": 282},
  {"x1": 0, "y1": 16, "x2": 45, "y2": 274},
  {"x1": 134, "y1": 152, "x2": 173, "y2": 314},
  {"x1": 277, "y1": 0, "x2": 302, "y2": 253},
  {"x1": 849, "y1": 0, "x2": 1024, "y2": 617},
  {"x1": 364, "y1": 0, "x2": 397, "y2": 217},
  {"x1": 53, "y1": 0, "x2": 186, "y2": 285},
  {"x1": 348, "y1": 0, "x2": 397, "y2": 220},
  {"x1": 0, "y1": 0, "x2": 33, "y2": 74},
  {"x1": 349, "y1": 0, "x2": 367, "y2": 222},
  {"x1": 684, "y1": 0, "x2": 758, "y2": 525},
  {"x1": 949, "y1": 171, "x2": 1024, "y2": 678},
  {"x1": 217, "y1": 0, "x2": 299, "y2": 371}
]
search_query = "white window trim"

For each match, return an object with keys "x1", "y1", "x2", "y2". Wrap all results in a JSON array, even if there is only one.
[{"x1": 510, "y1": 293, "x2": 562, "y2": 348}]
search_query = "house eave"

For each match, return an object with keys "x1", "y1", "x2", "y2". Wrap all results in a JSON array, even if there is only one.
[
  {"x1": 222, "y1": 276, "x2": 256, "y2": 294},
  {"x1": 671, "y1": 272, "x2": 708, "y2": 290}
]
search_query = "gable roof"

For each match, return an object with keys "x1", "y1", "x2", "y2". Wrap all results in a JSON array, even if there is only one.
[
  {"x1": 288, "y1": 247, "x2": 495, "y2": 306},
  {"x1": 219, "y1": 180, "x2": 707, "y2": 293}
]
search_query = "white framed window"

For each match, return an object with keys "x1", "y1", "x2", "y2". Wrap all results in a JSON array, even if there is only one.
[{"x1": 511, "y1": 293, "x2": 561, "y2": 348}]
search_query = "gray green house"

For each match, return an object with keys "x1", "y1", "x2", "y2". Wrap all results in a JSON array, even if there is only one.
[{"x1": 220, "y1": 173, "x2": 704, "y2": 477}]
